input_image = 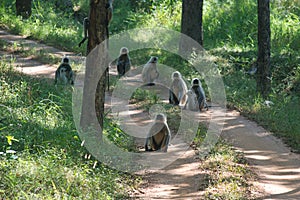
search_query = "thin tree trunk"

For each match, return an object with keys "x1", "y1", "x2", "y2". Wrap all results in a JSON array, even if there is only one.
[
  {"x1": 179, "y1": 0, "x2": 203, "y2": 54},
  {"x1": 257, "y1": 0, "x2": 271, "y2": 98},
  {"x1": 80, "y1": 0, "x2": 110, "y2": 139},
  {"x1": 16, "y1": 0, "x2": 32, "y2": 19}
]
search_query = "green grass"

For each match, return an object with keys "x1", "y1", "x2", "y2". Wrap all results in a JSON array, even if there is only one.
[
  {"x1": 200, "y1": 142, "x2": 263, "y2": 199},
  {"x1": 0, "y1": 58, "x2": 140, "y2": 199},
  {"x1": 0, "y1": 0, "x2": 299, "y2": 197}
]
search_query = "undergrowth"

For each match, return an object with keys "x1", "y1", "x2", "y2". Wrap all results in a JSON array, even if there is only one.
[
  {"x1": 200, "y1": 142, "x2": 263, "y2": 199},
  {"x1": 0, "y1": 58, "x2": 140, "y2": 199},
  {"x1": 0, "y1": 0, "x2": 299, "y2": 197}
]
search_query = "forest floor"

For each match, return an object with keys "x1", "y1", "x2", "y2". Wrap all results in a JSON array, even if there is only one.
[{"x1": 1, "y1": 29, "x2": 300, "y2": 200}]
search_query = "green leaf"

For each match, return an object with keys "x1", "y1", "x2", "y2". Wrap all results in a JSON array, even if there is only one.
[{"x1": 5, "y1": 135, "x2": 19, "y2": 145}]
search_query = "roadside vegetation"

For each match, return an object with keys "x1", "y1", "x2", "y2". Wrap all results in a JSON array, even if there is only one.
[
  {"x1": 0, "y1": 58, "x2": 140, "y2": 199},
  {"x1": 201, "y1": 142, "x2": 263, "y2": 199},
  {"x1": 0, "y1": 0, "x2": 299, "y2": 198}
]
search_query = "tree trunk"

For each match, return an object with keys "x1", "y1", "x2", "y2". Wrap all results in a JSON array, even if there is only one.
[
  {"x1": 16, "y1": 0, "x2": 32, "y2": 19},
  {"x1": 257, "y1": 0, "x2": 271, "y2": 98},
  {"x1": 179, "y1": 0, "x2": 204, "y2": 54},
  {"x1": 80, "y1": 0, "x2": 110, "y2": 138}
]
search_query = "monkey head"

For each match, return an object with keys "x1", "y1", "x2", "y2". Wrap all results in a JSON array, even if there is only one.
[
  {"x1": 155, "y1": 113, "x2": 166, "y2": 123},
  {"x1": 186, "y1": 90, "x2": 195, "y2": 97},
  {"x1": 120, "y1": 47, "x2": 129, "y2": 55},
  {"x1": 191, "y1": 78, "x2": 201, "y2": 86},
  {"x1": 148, "y1": 56, "x2": 158, "y2": 64},
  {"x1": 172, "y1": 71, "x2": 181, "y2": 80},
  {"x1": 62, "y1": 56, "x2": 70, "y2": 64}
]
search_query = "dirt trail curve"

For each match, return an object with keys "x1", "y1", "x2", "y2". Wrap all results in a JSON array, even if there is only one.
[{"x1": 1, "y1": 29, "x2": 300, "y2": 199}]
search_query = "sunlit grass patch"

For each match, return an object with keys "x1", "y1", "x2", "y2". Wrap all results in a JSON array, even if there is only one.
[
  {"x1": 0, "y1": 57, "x2": 140, "y2": 199},
  {"x1": 200, "y1": 142, "x2": 263, "y2": 200}
]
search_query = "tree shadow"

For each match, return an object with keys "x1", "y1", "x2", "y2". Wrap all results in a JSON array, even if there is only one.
[{"x1": 222, "y1": 111, "x2": 300, "y2": 199}]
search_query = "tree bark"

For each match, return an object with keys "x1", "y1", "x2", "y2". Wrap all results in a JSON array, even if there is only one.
[
  {"x1": 179, "y1": 0, "x2": 204, "y2": 54},
  {"x1": 80, "y1": 0, "x2": 110, "y2": 138},
  {"x1": 257, "y1": 0, "x2": 271, "y2": 98},
  {"x1": 16, "y1": 0, "x2": 32, "y2": 19}
]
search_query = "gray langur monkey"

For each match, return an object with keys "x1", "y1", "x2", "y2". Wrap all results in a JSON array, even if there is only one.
[
  {"x1": 184, "y1": 90, "x2": 198, "y2": 111},
  {"x1": 78, "y1": 0, "x2": 112, "y2": 47},
  {"x1": 55, "y1": 56, "x2": 74, "y2": 85},
  {"x1": 117, "y1": 47, "x2": 131, "y2": 77},
  {"x1": 78, "y1": 17, "x2": 89, "y2": 47},
  {"x1": 106, "y1": 0, "x2": 113, "y2": 25},
  {"x1": 145, "y1": 113, "x2": 171, "y2": 152},
  {"x1": 142, "y1": 56, "x2": 159, "y2": 86},
  {"x1": 190, "y1": 78, "x2": 208, "y2": 111},
  {"x1": 169, "y1": 71, "x2": 188, "y2": 106}
]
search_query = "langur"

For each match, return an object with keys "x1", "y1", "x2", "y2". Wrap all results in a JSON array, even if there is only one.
[
  {"x1": 169, "y1": 71, "x2": 188, "y2": 106},
  {"x1": 190, "y1": 78, "x2": 208, "y2": 111},
  {"x1": 55, "y1": 56, "x2": 74, "y2": 85},
  {"x1": 106, "y1": 0, "x2": 113, "y2": 25},
  {"x1": 78, "y1": 17, "x2": 89, "y2": 47},
  {"x1": 142, "y1": 56, "x2": 159, "y2": 86},
  {"x1": 79, "y1": 1, "x2": 113, "y2": 47},
  {"x1": 184, "y1": 90, "x2": 199, "y2": 111},
  {"x1": 117, "y1": 47, "x2": 131, "y2": 77},
  {"x1": 145, "y1": 113, "x2": 171, "y2": 152}
]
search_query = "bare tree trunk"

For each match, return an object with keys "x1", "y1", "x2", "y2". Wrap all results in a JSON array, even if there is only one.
[
  {"x1": 179, "y1": 0, "x2": 204, "y2": 54},
  {"x1": 16, "y1": 0, "x2": 32, "y2": 19},
  {"x1": 257, "y1": 0, "x2": 271, "y2": 98},
  {"x1": 80, "y1": 0, "x2": 110, "y2": 138}
]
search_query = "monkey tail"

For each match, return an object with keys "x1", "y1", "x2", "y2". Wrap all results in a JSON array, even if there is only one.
[{"x1": 78, "y1": 37, "x2": 87, "y2": 47}]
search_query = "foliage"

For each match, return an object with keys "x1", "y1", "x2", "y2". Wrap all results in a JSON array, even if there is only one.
[
  {"x1": 0, "y1": 0, "x2": 84, "y2": 53},
  {"x1": 0, "y1": 0, "x2": 299, "y2": 197},
  {"x1": 0, "y1": 58, "x2": 139, "y2": 198},
  {"x1": 104, "y1": 118, "x2": 137, "y2": 152}
]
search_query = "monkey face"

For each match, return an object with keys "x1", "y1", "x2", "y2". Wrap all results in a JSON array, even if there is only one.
[
  {"x1": 155, "y1": 113, "x2": 166, "y2": 122},
  {"x1": 120, "y1": 47, "x2": 129, "y2": 55},
  {"x1": 149, "y1": 56, "x2": 158, "y2": 63},
  {"x1": 192, "y1": 78, "x2": 200, "y2": 86},
  {"x1": 172, "y1": 71, "x2": 180, "y2": 79},
  {"x1": 62, "y1": 56, "x2": 70, "y2": 64}
]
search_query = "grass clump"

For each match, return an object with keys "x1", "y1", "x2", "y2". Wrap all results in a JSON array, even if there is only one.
[{"x1": 200, "y1": 142, "x2": 263, "y2": 200}]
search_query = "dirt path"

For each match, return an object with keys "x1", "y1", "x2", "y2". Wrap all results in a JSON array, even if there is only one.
[{"x1": 1, "y1": 29, "x2": 300, "y2": 199}]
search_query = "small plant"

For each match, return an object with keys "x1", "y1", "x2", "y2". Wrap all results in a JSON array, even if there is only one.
[{"x1": 104, "y1": 118, "x2": 137, "y2": 152}]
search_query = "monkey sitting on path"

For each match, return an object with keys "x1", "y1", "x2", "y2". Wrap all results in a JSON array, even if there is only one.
[
  {"x1": 145, "y1": 113, "x2": 171, "y2": 152},
  {"x1": 117, "y1": 47, "x2": 131, "y2": 77},
  {"x1": 142, "y1": 56, "x2": 159, "y2": 86},
  {"x1": 190, "y1": 78, "x2": 208, "y2": 111},
  {"x1": 169, "y1": 71, "x2": 188, "y2": 106},
  {"x1": 184, "y1": 90, "x2": 199, "y2": 111},
  {"x1": 54, "y1": 56, "x2": 74, "y2": 85}
]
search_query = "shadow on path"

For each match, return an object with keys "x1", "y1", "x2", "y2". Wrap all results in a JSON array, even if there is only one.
[{"x1": 1, "y1": 29, "x2": 300, "y2": 199}]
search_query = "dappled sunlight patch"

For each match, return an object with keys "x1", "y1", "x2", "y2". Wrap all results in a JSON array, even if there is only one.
[{"x1": 200, "y1": 142, "x2": 264, "y2": 199}]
